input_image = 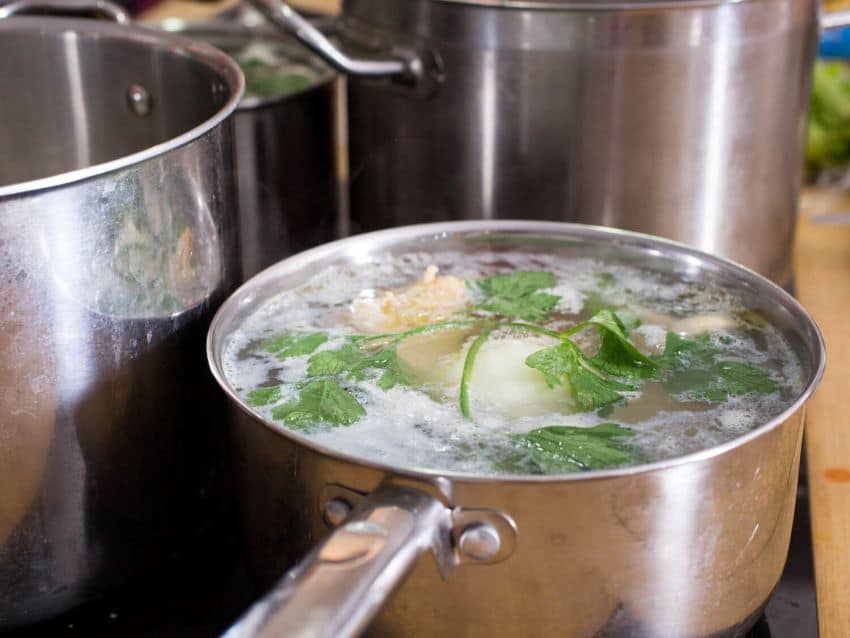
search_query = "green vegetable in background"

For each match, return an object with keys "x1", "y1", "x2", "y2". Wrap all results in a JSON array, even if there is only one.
[
  {"x1": 806, "y1": 60, "x2": 850, "y2": 171},
  {"x1": 239, "y1": 58, "x2": 314, "y2": 99},
  {"x1": 512, "y1": 423, "x2": 637, "y2": 473}
]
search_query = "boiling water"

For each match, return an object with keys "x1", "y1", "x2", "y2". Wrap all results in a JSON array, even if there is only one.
[{"x1": 222, "y1": 251, "x2": 805, "y2": 476}]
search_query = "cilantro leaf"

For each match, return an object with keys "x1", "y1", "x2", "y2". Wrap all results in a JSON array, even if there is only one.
[
  {"x1": 474, "y1": 271, "x2": 560, "y2": 321},
  {"x1": 513, "y1": 423, "x2": 636, "y2": 473},
  {"x1": 652, "y1": 332, "x2": 779, "y2": 402},
  {"x1": 271, "y1": 379, "x2": 365, "y2": 428},
  {"x1": 526, "y1": 341, "x2": 633, "y2": 411},
  {"x1": 246, "y1": 385, "x2": 283, "y2": 407},
  {"x1": 262, "y1": 331, "x2": 328, "y2": 359}
]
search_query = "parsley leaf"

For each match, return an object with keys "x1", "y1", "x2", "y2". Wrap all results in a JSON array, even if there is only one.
[
  {"x1": 271, "y1": 379, "x2": 365, "y2": 428},
  {"x1": 513, "y1": 423, "x2": 636, "y2": 473},
  {"x1": 526, "y1": 341, "x2": 633, "y2": 411},
  {"x1": 582, "y1": 310, "x2": 655, "y2": 379},
  {"x1": 246, "y1": 385, "x2": 283, "y2": 407},
  {"x1": 262, "y1": 331, "x2": 328, "y2": 359},
  {"x1": 307, "y1": 337, "x2": 410, "y2": 390},
  {"x1": 652, "y1": 332, "x2": 779, "y2": 402},
  {"x1": 474, "y1": 271, "x2": 560, "y2": 321}
]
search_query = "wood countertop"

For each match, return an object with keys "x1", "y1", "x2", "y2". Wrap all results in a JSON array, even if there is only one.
[{"x1": 795, "y1": 188, "x2": 850, "y2": 638}]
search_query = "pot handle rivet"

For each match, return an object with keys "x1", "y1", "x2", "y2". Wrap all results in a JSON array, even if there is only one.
[
  {"x1": 458, "y1": 523, "x2": 501, "y2": 561},
  {"x1": 126, "y1": 84, "x2": 152, "y2": 117},
  {"x1": 323, "y1": 497, "x2": 352, "y2": 528}
]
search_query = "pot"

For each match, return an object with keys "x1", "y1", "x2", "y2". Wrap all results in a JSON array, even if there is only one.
[
  {"x1": 248, "y1": 0, "x2": 850, "y2": 286},
  {"x1": 0, "y1": 8, "x2": 243, "y2": 628},
  {"x1": 155, "y1": 17, "x2": 340, "y2": 281},
  {"x1": 207, "y1": 221, "x2": 825, "y2": 638}
]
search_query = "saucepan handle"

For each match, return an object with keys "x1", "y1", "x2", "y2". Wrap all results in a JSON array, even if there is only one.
[
  {"x1": 223, "y1": 483, "x2": 453, "y2": 638},
  {"x1": 0, "y1": 0, "x2": 130, "y2": 22},
  {"x1": 243, "y1": 0, "x2": 423, "y2": 81}
]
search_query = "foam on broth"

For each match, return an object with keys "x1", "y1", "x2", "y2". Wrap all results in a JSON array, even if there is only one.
[{"x1": 222, "y1": 251, "x2": 805, "y2": 476}]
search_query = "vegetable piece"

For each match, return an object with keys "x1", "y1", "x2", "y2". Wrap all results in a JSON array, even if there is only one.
[
  {"x1": 513, "y1": 423, "x2": 636, "y2": 473},
  {"x1": 807, "y1": 60, "x2": 850, "y2": 171},
  {"x1": 652, "y1": 332, "x2": 779, "y2": 402},
  {"x1": 307, "y1": 336, "x2": 410, "y2": 389},
  {"x1": 271, "y1": 379, "x2": 365, "y2": 428},
  {"x1": 262, "y1": 331, "x2": 328, "y2": 360},
  {"x1": 246, "y1": 385, "x2": 283, "y2": 407},
  {"x1": 473, "y1": 271, "x2": 560, "y2": 321},
  {"x1": 459, "y1": 328, "x2": 494, "y2": 419},
  {"x1": 526, "y1": 341, "x2": 633, "y2": 411},
  {"x1": 580, "y1": 310, "x2": 655, "y2": 379}
]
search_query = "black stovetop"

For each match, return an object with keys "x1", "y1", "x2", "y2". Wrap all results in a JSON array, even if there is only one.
[{"x1": 10, "y1": 486, "x2": 818, "y2": 638}]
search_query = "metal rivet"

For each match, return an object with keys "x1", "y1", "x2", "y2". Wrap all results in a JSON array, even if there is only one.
[
  {"x1": 323, "y1": 498, "x2": 352, "y2": 528},
  {"x1": 458, "y1": 523, "x2": 501, "y2": 561},
  {"x1": 126, "y1": 84, "x2": 152, "y2": 117}
]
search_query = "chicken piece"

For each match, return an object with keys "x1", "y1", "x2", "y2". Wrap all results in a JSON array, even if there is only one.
[{"x1": 350, "y1": 265, "x2": 469, "y2": 332}]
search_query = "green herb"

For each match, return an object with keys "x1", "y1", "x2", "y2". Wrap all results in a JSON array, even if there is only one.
[
  {"x1": 307, "y1": 336, "x2": 410, "y2": 390},
  {"x1": 513, "y1": 423, "x2": 636, "y2": 473},
  {"x1": 473, "y1": 271, "x2": 560, "y2": 321},
  {"x1": 246, "y1": 385, "x2": 282, "y2": 407},
  {"x1": 579, "y1": 309, "x2": 655, "y2": 379},
  {"x1": 263, "y1": 332, "x2": 328, "y2": 360},
  {"x1": 271, "y1": 379, "x2": 365, "y2": 428},
  {"x1": 526, "y1": 341, "x2": 634, "y2": 411},
  {"x1": 459, "y1": 328, "x2": 494, "y2": 419},
  {"x1": 524, "y1": 309, "x2": 651, "y2": 411},
  {"x1": 652, "y1": 332, "x2": 779, "y2": 402}
]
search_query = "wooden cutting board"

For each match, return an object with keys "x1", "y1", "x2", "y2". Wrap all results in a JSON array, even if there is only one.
[{"x1": 795, "y1": 188, "x2": 850, "y2": 638}]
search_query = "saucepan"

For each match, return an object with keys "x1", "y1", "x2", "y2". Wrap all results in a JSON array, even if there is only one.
[{"x1": 208, "y1": 221, "x2": 824, "y2": 637}]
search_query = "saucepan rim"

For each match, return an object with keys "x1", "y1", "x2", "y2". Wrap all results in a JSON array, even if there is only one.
[
  {"x1": 206, "y1": 220, "x2": 826, "y2": 485},
  {"x1": 0, "y1": 17, "x2": 245, "y2": 199}
]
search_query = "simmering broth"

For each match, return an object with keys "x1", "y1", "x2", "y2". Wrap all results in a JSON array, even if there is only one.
[{"x1": 222, "y1": 250, "x2": 805, "y2": 476}]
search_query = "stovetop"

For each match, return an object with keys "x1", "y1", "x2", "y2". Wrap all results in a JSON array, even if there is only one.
[{"x1": 11, "y1": 486, "x2": 818, "y2": 638}]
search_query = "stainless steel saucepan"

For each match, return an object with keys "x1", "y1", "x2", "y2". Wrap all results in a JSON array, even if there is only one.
[
  {"x1": 207, "y1": 221, "x2": 825, "y2": 638},
  {"x1": 0, "y1": 4, "x2": 243, "y2": 627}
]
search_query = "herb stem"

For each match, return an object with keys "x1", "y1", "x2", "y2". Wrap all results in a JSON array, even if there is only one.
[
  {"x1": 460, "y1": 328, "x2": 493, "y2": 420},
  {"x1": 361, "y1": 319, "x2": 487, "y2": 343},
  {"x1": 502, "y1": 322, "x2": 562, "y2": 339}
]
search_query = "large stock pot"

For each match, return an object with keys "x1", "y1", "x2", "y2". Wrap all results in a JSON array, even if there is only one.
[
  {"x1": 250, "y1": 0, "x2": 850, "y2": 285},
  {"x1": 0, "y1": 12, "x2": 243, "y2": 628},
  {"x1": 208, "y1": 222, "x2": 825, "y2": 638}
]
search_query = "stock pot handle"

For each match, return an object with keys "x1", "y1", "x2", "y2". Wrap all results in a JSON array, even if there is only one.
[
  {"x1": 0, "y1": 0, "x2": 130, "y2": 22},
  {"x1": 244, "y1": 0, "x2": 423, "y2": 81},
  {"x1": 223, "y1": 484, "x2": 453, "y2": 638}
]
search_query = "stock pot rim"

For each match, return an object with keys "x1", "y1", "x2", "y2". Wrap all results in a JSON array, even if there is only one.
[
  {"x1": 0, "y1": 17, "x2": 244, "y2": 199},
  {"x1": 207, "y1": 220, "x2": 825, "y2": 485}
]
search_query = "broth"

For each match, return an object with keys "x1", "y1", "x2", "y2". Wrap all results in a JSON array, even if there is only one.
[{"x1": 222, "y1": 250, "x2": 805, "y2": 476}]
